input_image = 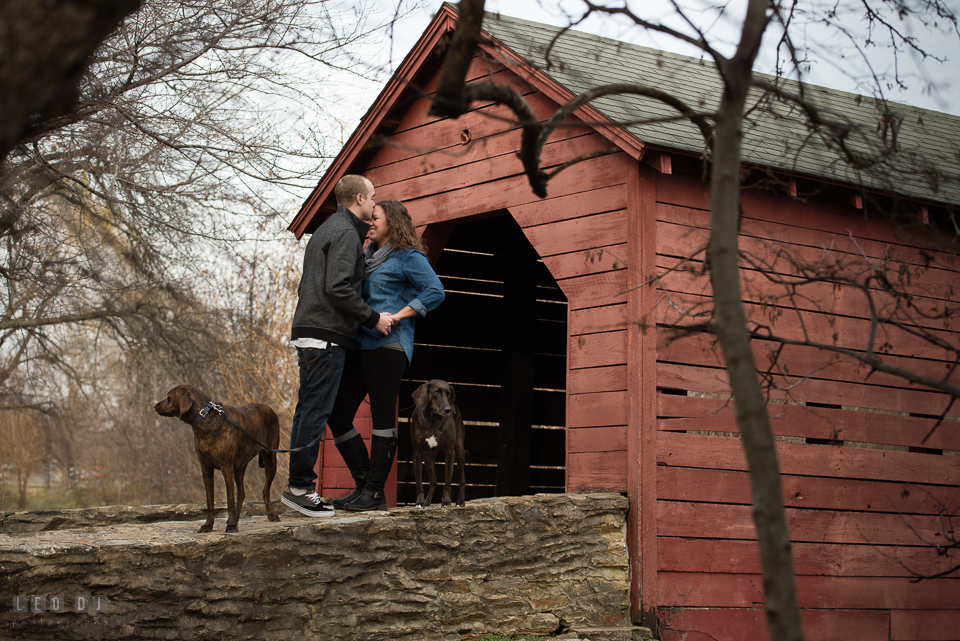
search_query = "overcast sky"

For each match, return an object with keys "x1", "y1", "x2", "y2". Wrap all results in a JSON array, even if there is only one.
[{"x1": 353, "y1": 0, "x2": 960, "y2": 117}]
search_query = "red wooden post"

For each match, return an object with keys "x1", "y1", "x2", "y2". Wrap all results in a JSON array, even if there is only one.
[{"x1": 628, "y1": 160, "x2": 659, "y2": 628}]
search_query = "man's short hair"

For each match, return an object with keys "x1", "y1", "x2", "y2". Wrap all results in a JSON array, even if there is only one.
[{"x1": 334, "y1": 175, "x2": 370, "y2": 207}]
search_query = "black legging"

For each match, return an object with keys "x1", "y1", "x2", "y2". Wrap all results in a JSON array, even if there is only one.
[{"x1": 327, "y1": 346, "x2": 408, "y2": 440}]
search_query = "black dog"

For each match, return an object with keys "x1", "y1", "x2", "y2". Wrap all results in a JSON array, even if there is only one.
[
  {"x1": 410, "y1": 380, "x2": 466, "y2": 508},
  {"x1": 155, "y1": 384, "x2": 280, "y2": 532}
]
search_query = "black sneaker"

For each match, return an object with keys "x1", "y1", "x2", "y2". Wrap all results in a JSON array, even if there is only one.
[{"x1": 281, "y1": 487, "x2": 335, "y2": 517}]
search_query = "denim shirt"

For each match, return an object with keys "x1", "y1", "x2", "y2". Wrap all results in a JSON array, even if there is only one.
[{"x1": 356, "y1": 249, "x2": 445, "y2": 364}]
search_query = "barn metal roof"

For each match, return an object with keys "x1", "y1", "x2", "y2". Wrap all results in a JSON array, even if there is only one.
[{"x1": 478, "y1": 10, "x2": 960, "y2": 206}]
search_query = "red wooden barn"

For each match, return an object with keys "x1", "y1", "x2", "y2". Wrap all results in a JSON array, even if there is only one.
[{"x1": 291, "y1": 5, "x2": 960, "y2": 639}]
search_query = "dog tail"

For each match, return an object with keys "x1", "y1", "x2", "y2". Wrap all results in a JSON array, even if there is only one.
[{"x1": 258, "y1": 451, "x2": 266, "y2": 468}]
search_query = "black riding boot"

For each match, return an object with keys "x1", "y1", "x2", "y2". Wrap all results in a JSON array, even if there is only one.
[
  {"x1": 344, "y1": 435, "x2": 397, "y2": 512},
  {"x1": 328, "y1": 434, "x2": 370, "y2": 507}
]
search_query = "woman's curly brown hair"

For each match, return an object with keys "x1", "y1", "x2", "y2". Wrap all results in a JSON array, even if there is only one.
[{"x1": 376, "y1": 199, "x2": 427, "y2": 254}]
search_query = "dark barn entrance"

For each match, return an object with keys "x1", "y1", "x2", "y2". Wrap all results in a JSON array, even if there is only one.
[{"x1": 396, "y1": 213, "x2": 568, "y2": 504}]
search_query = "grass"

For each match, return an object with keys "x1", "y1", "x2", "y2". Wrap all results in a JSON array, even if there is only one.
[{"x1": 0, "y1": 484, "x2": 102, "y2": 511}]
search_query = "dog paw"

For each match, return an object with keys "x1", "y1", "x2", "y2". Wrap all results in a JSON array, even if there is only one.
[
  {"x1": 268, "y1": 514, "x2": 280, "y2": 522},
  {"x1": 198, "y1": 524, "x2": 214, "y2": 533},
  {"x1": 225, "y1": 524, "x2": 238, "y2": 533}
]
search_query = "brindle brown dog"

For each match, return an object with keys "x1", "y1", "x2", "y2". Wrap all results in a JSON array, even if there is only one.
[
  {"x1": 410, "y1": 380, "x2": 466, "y2": 508},
  {"x1": 155, "y1": 384, "x2": 280, "y2": 532}
]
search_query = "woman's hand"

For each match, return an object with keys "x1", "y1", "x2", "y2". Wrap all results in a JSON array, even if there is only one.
[{"x1": 390, "y1": 306, "x2": 418, "y2": 323}]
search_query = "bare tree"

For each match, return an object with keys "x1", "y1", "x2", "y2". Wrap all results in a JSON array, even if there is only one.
[
  {"x1": 214, "y1": 235, "x2": 304, "y2": 499},
  {"x1": 0, "y1": 0, "x2": 379, "y2": 419},
  {"x1": 0, "y1": 0, "x2": 141, "y2": 160},
  {"x1": 428, "y1": 1, "x2": 960, "y2": 640},
  {"x1": 0, "y1": 407, "x2": 46, "y2": 509}
]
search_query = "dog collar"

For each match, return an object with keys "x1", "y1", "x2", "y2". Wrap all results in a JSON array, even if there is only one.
[{"x1": 191, "y1": 399, "x2": 223, "y2": 427}]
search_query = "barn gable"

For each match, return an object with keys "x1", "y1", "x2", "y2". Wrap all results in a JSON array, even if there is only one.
[{"x1": 293, "y1": 5, "x2": 960, "y2": 640}]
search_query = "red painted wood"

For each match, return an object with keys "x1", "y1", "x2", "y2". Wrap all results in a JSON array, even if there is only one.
[
  {"x1": 660, "y1": 537, "x2": 960, "y2": 578},
  {"x1": 567, "y1": 390, "x2": 629, "y2": 428},
  {"x1": 657, "y1": 431, "x2": 960, "y2": 486},
  {"x1": 510, "y1": 186, "x2": 628, "y2": 228},
  {"x1": 657, "y1": 178, "x2": 960, "y2": 294},
  {"x1": 370, "y1": 98, "x2": 589, "y2": 184},
  {"x1": 655, "y1": 218, "x2": 710, "y2": 260},
  {"x1": 659, "y1": 607, "x2": 890, "y2": 641},
  {"x1": 659, "y1": 571, "x2": 960, "y2": 609},
  {"x1": 734, "y1": 196, "x2": 956, "y2": 270},
  {"x1": 657, "y1": 392, "x2": 960, "y2": 451},
  {"x1": 401, "y1": 152, "x2": 635, "y2": 227},
  {"x1": 391, "y1": 73, "x2": 525, "y2": 139},
  {"x1": 421, "y1": 222, "x2": 455, "y2": 265},
  {"x1": 658, "y1": 500, "x2": 951, "y2": 547},
  {"x1": 567, "y1": 425, "x2": 628, "y2": 453},
  {"x1": 658, "y1": 328, "x2": 960, "y2": 397},
  {"x1": 373, "y1": 123, "x2": 524, "y2": 186},
  {"x1": 658, "y1": 466, "x2": 960, "y2": 515},
  {"x1": 390, "y1": 64, "x2": 533, "y2": 135},
  {"x1": 569, "y1": 330, "x2": 628, "y2": 370},
  {"x1": 319, "y1": 466, "x2": 355, "y2": 491},
  {"x1": 316, "y1": 406, "x2": 399, "y2": 506},
  {"x1": 521, "y1": 209, "x2": 626, "y2": 258},
  {"x1": 376, "y1": 129, "x2": 616, "y2": 206},
  {"x1": 657, "y1": 173, "x2": 927, "y2": 251},
  {"x1": 656, "y1": 361, "x2": 730, "y2": 394},
  {"x1": 654, "y1": 252, "x2": 960, "y2": 336},
  {"x1": 562, "y1": 271, "x2": 629, "y2": 311},
  {"x1": 475, "y1": 40, "x2": 646, "y2": 161},
  {"x1": 891, "y1": 609, "x2": 960, "y2": 640},
  {"x1": 566, "y1": 451, "x2": 628, "y2": 491},
  {"x1": 657, "y1": 205, "x2": 960, "y2": 290},
  {"x1": 655, "y1": 174, "x2": 711, "y2": 211},
  {"x1": 568, "y1": 303, "x2": 627, "y2": 335},
  {"x1": 657, "y1": 215, "x2": 960, "y2": 305},
  {"x1": 567, "y1": 364, "x2": 627, "y2": 395},
  {"x1": 372, "y1": 105, "x2": 539, "y2": 171},
  {"x1": 657, "y1": 360, "x2": 960, "y2": 418},
  {"x1": 630, "y1": 163, "x2": 660, "y2": 627},
  {"x1": 656, "y1": 284, "x2": 958, "y2": 366},
  {"x1": 418, "y1": 53, "x2": 512, "y2": 94},
  {"x1": 541, "y1": 243, "x2": 627, "y2": 281}
]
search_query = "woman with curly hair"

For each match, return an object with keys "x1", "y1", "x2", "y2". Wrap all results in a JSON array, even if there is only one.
[{"x1": 326, "y1": 199, "x2": 445, "y2": 511}]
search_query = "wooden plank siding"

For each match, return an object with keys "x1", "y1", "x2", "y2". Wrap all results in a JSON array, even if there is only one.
[
  {"x1": 653, "y1": 172, "x2": 960, "y2": 640},
  {"x1": 514, "y1": 178, "x2": 633, "y2": 493},
  {"x1": 312, "y1": 394, "x2": 399, "y2": 504}
]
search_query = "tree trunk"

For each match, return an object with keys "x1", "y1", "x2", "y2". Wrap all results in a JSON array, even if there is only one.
[
  {"x1": 17, "y1": 470, "x2": 28, "y2": 509},
  {"x1": 705, "y1": 2, "x2": 803, "y2": 640}
]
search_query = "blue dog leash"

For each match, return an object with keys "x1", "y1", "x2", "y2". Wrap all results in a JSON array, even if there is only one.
[{"x1": 191, "y1": 399, "x2": 325, "y2": 455}]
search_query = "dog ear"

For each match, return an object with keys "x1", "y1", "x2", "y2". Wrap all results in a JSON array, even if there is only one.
[
  {"x1": 447, "y1": 383, "x2": 456, "y2": 406},
  {"x1": 412, "y1": 382, "x2": 428, "y2": 408},
  {"x1": 174, "y1": 388, "x2": 194, "y2": 419}
]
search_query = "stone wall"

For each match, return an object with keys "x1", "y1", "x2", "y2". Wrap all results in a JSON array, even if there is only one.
[{"x1": 1, "y1": 493, "x2": 630, "y2": 640}]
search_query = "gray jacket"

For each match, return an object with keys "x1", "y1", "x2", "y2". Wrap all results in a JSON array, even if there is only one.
[{"x1": 291, "y1": 207, "x2": 379, "y2": 349}]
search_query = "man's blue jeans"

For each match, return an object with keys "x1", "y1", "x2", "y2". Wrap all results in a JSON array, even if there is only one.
[{"x1": 288, "y1": 344, "x2": 347, "y2": 489}]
